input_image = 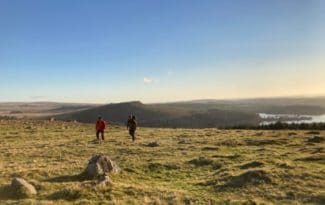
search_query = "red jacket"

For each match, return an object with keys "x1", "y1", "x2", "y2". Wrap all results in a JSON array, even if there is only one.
[{"x1": 96, "y1": 120, "x2": 106, "y2": 131}]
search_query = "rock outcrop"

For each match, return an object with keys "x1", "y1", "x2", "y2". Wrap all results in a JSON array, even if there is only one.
[{"x1": 85, "y1": 154, "x2": 120, "y2": 179}]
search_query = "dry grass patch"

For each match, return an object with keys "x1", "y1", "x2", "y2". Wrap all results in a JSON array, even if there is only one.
[{"x1": 0, "y1": 120, "x2": 324, "y2": 204}]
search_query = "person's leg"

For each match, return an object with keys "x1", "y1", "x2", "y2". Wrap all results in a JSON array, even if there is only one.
[
  {"x1": 96, "y1": 130, "x2": 99, "y2": 140},
  {"x1": 101, "y1": 131, "x2": 104, "y2": 140},
  {"x1": 129, "y1": 130, "x2": 132, "y2": 137},
  {"x1": 131, "y1": 130, "x2": 135, "y2": 141}
]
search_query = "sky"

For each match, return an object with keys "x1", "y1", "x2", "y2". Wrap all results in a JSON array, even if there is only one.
[{"x1": 0, "y1": 0, "x2": 324, "y2": 103}]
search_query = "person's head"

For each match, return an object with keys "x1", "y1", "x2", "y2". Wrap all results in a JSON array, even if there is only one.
[
  {"x1": 132, "y1": 116, "x2": 136, "y2": 120},
  {"x1": 98, "y1": 116, "x2": 102, "y2": 121},
  {"x1": 128, "y1": 115, "x2": 132, "y2": 119}
]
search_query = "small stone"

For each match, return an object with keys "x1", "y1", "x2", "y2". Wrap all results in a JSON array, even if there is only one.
[
  {"x1": 147, "y1": 141, "x2": 159, "y2": 147},
  {"x1": 11, "y1": 177, "x2": 37, "y2": 197}
]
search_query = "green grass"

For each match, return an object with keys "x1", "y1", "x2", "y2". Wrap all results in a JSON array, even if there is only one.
[{"x1": 0, "y1": 120, "x2": 324, "y2": 204}]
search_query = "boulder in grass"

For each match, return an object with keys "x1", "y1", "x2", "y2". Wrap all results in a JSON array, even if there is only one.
[
  {"x1": 11, "y1": 177, "x2": 37, "y2": 198},
  {"x1": 147, "y1": 141, "x2": 159, "y2": 147},
  {"x1": 85, "y1": 154, "x2": 120, "y2": 179}
]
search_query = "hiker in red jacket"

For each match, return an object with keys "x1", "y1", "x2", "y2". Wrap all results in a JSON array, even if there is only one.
[{"x1": 96, "y1": 116, "x2": 107, "y2": 140}]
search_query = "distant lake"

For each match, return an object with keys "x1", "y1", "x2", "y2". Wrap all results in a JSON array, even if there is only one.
[{"x1": 259, "y1": 113, "x2": 325, "y2": 125}]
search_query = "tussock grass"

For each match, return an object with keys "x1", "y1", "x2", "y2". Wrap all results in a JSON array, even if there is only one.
[{"x1": 0, "y1": 120, "x2": 324, "y2": 204}]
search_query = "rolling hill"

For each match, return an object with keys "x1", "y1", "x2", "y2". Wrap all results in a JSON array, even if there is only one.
[
  {"x1": 53, "y1": 97, "x2": 325, "y2": 128},
  {"x1": 0, "y1": 102, "x2": 98, "y2": 118},
  {"x1": 2, "y1": 97, "x2": 325, "y2": 128},
  {"x1": 54, "y1": 101, "x2": 260, "y2": 128}
]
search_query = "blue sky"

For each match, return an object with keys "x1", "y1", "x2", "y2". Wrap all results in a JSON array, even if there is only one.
[{"x1": 0, "y1": 0, "x2": 324, "y2": 103}]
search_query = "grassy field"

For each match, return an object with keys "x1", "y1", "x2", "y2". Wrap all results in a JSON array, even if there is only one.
[{"x1": 0, "y1": 120, "x2": 324, "y2": 204}]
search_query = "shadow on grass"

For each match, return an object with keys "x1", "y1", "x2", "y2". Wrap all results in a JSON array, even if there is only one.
[
  {"x1": 0, "y1": 185, "x2": 13, "y2": 200},
  {"x1": 214, "y1": 169, "x2": 272, "y2": 192},
  {"x1": 47, "y1": 188, "x2": 84, "y2": 201},
  {"x1": 46, "y1": 172, "x2": 87, "y2": 183},
  {"x1": 0, "y1": 185, "x2": 30, "y2": 200}
]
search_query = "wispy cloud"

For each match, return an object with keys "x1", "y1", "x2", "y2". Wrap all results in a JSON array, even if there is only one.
[{"x1": 143, "y1": 77, "x2": 154, "y2": 84}]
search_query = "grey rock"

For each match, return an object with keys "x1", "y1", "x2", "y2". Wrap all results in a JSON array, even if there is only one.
[
  {"x1": 85, "y1": 154, "x2": 120, "y2": 179},
  {"x1": 11, "y1": 177, "x2": 37, "y2": 197}
]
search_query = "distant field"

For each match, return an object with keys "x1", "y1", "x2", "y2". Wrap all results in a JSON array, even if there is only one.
[
  {"x1": 0, "y1": 102, "x2": 98, "y2": 118},
  {"x1": 0, "y1": 120, "x2": 324, "y2": 204}
]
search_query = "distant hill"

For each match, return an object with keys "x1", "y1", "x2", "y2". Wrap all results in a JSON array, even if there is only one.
[
  {"x1": 187, "y1": 96, "x2": 325, "y2": 106},
  {"x1": 166, "y1": 97, "x2": 325, "y2": 115},
  {"x1": 2, "y1": 97, "x2": 325, "y2": 128},
  {"x1": 55, "y1": 101, "x2": 260, "y2": 128},
  {"x1": 0, "y1": 102, "x2": 98, "y2": 118}
]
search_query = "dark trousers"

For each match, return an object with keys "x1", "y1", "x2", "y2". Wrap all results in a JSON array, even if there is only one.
[
  {"x1": 96, "y1": 130, "x2": 104, "y2": 140},
  {"x1": 129, "y1": 129, "x2": 135, "y2": 141}
]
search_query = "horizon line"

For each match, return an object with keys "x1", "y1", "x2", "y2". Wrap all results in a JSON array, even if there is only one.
[{"x1": 1, "y1": 94, "x2": 325, "y2": 105}]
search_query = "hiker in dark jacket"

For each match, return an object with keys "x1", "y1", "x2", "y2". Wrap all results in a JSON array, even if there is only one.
[
  {"x1": 127, "y1": 115, "x2": 137, "y2": 141},
  {"x1": 96, "y1": 117, "x2": 107, "y2": 140},
  {"x1": 126, "y1": 115, "x2": 132, "y2": 129}
]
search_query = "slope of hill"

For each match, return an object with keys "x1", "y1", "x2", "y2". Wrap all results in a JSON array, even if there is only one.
[
  {"x1": 55, "y1": 101, "x2": 259, "y2": 128},
  {"x1": 0, "y1": 120, "x2": 324, "y2": 204},
  {"x1": 3, "y1": 97, "x2": 325, "y2": 128},
  {"x1": 188, "y1": 96, "x2": 325, "y2": 106},
  {"x1": 54, "y1": 97, "x2": 325, "y2": 128},
  {"x1": 0, "y1": 102, "x2": 98, "y2": 118},
  {"x1": 165, "y1": 97, "x2": 325, "y2": 115}
]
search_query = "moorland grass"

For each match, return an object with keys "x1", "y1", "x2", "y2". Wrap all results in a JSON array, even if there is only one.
[{"x1": 0, "y1": 120, "x2": 324, "y2": 204}]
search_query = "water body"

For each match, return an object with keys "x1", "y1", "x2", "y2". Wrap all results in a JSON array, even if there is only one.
[{"x1": 259, "y1": 113, "x2": 325, "y2": 125}]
